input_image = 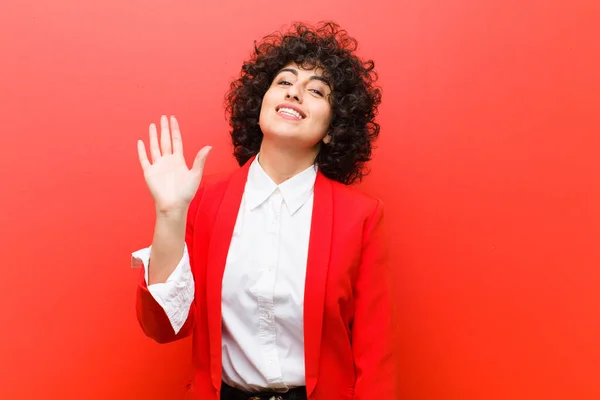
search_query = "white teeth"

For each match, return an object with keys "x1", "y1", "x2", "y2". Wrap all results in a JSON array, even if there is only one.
[{"x1": 278, "y1": 107, "x2": 302, "y2": 119}]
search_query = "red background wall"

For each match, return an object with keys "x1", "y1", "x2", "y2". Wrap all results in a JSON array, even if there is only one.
[{"x1": 1, "y1": 0, "x2": 599, "y2": 399}]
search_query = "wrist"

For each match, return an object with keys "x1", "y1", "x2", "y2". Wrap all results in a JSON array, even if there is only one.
[{"x1": 155, "y1": 205, "x2": 188, "y2": 221}]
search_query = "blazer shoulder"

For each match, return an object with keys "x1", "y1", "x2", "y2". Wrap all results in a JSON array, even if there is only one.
[
  {"x1": 200, "y1": 170, "x2": 236, "y2": 192},
  {"x1": 330, "y1": 179, "x2": 383, "y2": 211},
  {"x1": 188, "y1": 168, "x2": 238, "y2": 214}
]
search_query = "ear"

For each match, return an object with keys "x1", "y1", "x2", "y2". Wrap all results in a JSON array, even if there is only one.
[{"x1": 322, "y1": 133, "x2": 332, "y2": 144}]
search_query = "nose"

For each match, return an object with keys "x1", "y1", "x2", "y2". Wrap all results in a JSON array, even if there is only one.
[{"x1": 285, "y1": 82, "x2": 302, "y2": 102}]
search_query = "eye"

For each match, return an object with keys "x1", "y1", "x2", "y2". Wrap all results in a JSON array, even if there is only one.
[
  {"x1": 310, "y1": 89, "x2": 324, "y2": 96},
  {"x1": 278, "y1": 79, "x2": 292, "y2": 86}
]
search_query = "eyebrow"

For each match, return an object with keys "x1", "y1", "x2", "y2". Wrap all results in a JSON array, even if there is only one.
[{"x1": 278, "y1": 68, "x2": 331, "y2": 87}]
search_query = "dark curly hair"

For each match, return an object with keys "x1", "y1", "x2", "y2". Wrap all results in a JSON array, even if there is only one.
[{"x1": 225, "y1": 21, "x2": 382, "y2": 185}]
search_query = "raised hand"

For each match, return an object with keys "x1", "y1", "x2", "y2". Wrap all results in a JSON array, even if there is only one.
[{"x1": 137, "y1": 115, "x2": 211, "y2": 215}]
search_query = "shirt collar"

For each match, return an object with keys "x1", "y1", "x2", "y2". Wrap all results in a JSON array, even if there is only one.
[{"x1": 245, "y1": 154, "x2": 317, "y2": 215}]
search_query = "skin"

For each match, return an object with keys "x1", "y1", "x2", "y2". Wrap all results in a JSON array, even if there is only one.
[{"x1": 257, "y1": 62, "x2": 333, "y2": 184}]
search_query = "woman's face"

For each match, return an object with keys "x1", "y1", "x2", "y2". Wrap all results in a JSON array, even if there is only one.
[{"x1": 258, "y1": 62, "x2": 333, "y2": 150}]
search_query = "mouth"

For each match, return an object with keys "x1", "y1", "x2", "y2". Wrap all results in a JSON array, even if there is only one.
[{"x1": 276, "y1": 103, "x2": 306, "y2": 120}]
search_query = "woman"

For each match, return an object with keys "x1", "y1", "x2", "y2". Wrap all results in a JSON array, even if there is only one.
[{"x1": 132, "y1": 21, "x2": 399, "y2": 400}]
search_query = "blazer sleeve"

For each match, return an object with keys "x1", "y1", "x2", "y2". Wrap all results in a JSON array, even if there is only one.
[
  {"x1": 352, "y1": 199, "x2": 400, "y2": 398},
  {"x1": 134, "y1": 183, "x2": 204, "y2": 344}
]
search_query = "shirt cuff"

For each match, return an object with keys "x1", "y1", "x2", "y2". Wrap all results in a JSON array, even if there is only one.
[{"x1": 131, "y1": 244, "x2": 194, "y2": 334}]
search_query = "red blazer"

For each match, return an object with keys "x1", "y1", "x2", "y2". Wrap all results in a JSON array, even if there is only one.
[{"x1": 136, "y1": 157, "x2": 399, "y2": 399}]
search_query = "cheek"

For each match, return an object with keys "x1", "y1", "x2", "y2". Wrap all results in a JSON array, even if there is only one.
[
  {"x1": 261, "y1": 91, "x2": 270, "y2": 106},
  {"x1": 314, "y1": 105, "x2": 333, "y2": 127},
  {"x1": 261, "y1": 89, "x2": 279, "y2": 111},
  {"x1": 259, "y1": 92, "x2": 273, "y2": 119},
  {"x1": 262, "y1": 87, "x2": 278, "y2": 104}
]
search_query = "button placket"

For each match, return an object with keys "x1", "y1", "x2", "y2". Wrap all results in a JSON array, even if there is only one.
[{"x1": 257, "y1": 189, "x2": 285, "y2": 384}]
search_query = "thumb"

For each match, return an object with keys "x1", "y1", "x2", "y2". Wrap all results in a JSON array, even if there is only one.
[{"x1": 191, "y1": 146, "x2": 212, "y2": 176}]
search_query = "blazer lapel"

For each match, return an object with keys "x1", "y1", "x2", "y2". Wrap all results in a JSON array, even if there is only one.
[
  {"x1": 304, "y1": 172, "x2": 333, "y2": 397},
  {"x1": 206, "y1": 158, "x2": 252, "y2": 391}
]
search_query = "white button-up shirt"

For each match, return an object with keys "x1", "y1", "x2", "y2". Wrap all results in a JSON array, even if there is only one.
[{"x1": 132, "y1": 155, "x2": 316, "y2": 392}]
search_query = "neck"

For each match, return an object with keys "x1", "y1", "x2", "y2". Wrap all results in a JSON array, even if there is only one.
[{"x1": 257, "y1": 140, "x2": 319, "y2": 185}]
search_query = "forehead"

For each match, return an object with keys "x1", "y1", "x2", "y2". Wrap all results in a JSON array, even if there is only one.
[{"x1": 277, "y1": 61, "x2": 327, "y2": 77}]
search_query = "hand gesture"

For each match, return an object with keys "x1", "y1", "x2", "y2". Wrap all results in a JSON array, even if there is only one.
[{"x1": 137, "y1": 115, "x2": 211, "y2": 215}]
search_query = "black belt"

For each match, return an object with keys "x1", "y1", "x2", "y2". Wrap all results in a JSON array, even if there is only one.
[{"x1": 220, "y1": 381, "x2": 307, "y2": 400}]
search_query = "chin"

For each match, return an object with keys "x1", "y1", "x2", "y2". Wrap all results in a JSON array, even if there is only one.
[
  {"x1": 263, "y1": 130, "x2": 308, "y2": 146},
  {"x1": 263, "y1": 125, "x2": 300, "y2": 139}
]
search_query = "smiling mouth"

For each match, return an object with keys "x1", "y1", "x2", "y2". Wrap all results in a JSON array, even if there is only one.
[{"x1": 276, "y1": 107, "x2": 305, "y2": 120}]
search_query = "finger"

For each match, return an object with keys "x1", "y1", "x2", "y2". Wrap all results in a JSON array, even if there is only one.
[
  {"x1": 191, "y1": 146, "x2": 212, "y2": 176},
  {"x1": 160, "y1": 114, "x2": 172, "y2": 155},
  {"x1": 148, "y1": 123, "x2": 160, "y2": 163},
  {"x1": 137, "y1": 140, "x2": 151, "y2": 170},
  {"x1": 170, "y1": 115, "x2": 183, "y2": 154}
]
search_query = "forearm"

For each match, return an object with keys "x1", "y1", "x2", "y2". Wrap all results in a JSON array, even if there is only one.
[{"x1": 148, "y1": 208, "x2": 188, "y2": 285}]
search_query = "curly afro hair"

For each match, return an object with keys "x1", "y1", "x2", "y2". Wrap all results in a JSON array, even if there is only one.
[{"x1": 225, "y1": 21, "x2": 382, "y2": 185}]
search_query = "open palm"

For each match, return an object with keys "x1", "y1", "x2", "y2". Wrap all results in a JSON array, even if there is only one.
[{"x1": 137, "y1": 115, "x2": 211, "y2": 214}]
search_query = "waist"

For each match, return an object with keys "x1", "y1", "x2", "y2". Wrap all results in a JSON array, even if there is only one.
[{"x1": 220, "y1": 381, "x2": 307, "y2": 400}]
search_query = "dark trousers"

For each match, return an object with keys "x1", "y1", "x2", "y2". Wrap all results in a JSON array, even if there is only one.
[{"x1": 220, "y1": 381, "x2": 307, "y2": 400}]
